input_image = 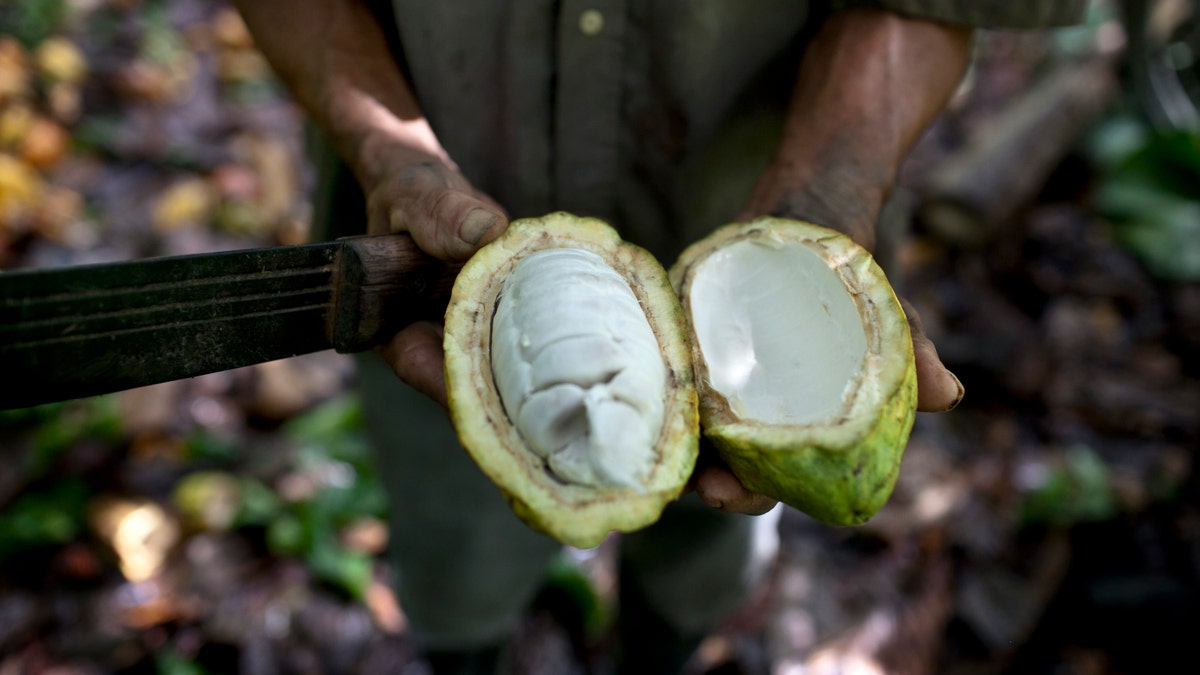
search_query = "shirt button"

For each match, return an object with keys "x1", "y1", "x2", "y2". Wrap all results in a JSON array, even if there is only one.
[{"x1": 579, "y1": 9, "x2": 605, "y2": 36}]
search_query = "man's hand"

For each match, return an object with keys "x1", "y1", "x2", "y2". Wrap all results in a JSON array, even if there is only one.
[
  {"x1": 368, "y1": 159, "x2": 508, "y2": 409},
  {"x1": 234, "y1": 0, "x2": 507, "y2": 409},
  {"x1": 693, "y1": 8, "x2": 972, "y2": 516},
  {"x1": 363, "y1": 159, "x2": 507, "y2": 259}
]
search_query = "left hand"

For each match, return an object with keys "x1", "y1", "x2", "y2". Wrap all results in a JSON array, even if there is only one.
[
  {"x1": 689, "y1": 7, "x2": 972, "y2": 517},
  {"x1": 692, "y1": 164, "x2": 963, "y2": 516}
]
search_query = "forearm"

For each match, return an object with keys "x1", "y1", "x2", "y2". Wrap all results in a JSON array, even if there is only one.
[
  {"x1": 232, "y1": 0, "x2": 448, "y2": 186},
  {"x1": 750, "y1": 8, "x2": 973, "y2": 247}
]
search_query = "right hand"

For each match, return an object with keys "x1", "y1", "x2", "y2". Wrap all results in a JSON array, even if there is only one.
[{"x1": 367, "y1": 159, "x2": 508, "y2": 408}]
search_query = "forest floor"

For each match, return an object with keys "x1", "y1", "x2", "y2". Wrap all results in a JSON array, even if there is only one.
[{"x1": 2, "y1": 2, "x2": 1198, "y2": 674}]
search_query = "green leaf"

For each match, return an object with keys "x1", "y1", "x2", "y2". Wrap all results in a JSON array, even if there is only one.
[
  {"x1": 1021, "y1": 445, "x2": 1119, "y2": 526},
  {"x1": 1095, "y1": 177, "x2": 1200, "y2": 281},
  {"x1": 0, "y1": 0, "x2": 67, "y2": 47},
  {"x1": 284, "y1": 396, "x2": 364, "y2": 443},
  {"x1": 545, "y1": 553, "x2": 612, "y2": 638},
  {"x1": 30, "y1": 396, "x2": 122, "y2": 474},
  {"x1": 155, "y1": 648, "x2": 209, "y2": 675},
  {"x1": 285, "y1": 396, "x2": 370, "y2": 466},
  {"x1": 305, "y1": 532, "x2": 374, "y2": 601},
  {"x1": 0, "y1": 479, "x2": 90, "y2": 560},
  {"x1": 266, "y1": 513, "x2": 307, "y2": 558},
  {"x1": 182, "y1": 429, "x2": 241, "y2": 463},
  {"x1": 1084, "y1": 115, "x2": 1150, "y2": 170},
  {"x1": 1092, "y1": 124, "x2": 1200, "y2": 281},
  {"x1": 235, "y1": 477, "x2": 284, "y2": 527},
  {"x1": 139, "y1": 2, "x2": 187, "y2": 68}
]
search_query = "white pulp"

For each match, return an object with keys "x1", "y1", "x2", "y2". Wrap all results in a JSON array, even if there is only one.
[
  {"x1": 490, "y1": 248, "x2": 666, "y2": 488},
  {"x1": 689, "y1": 239, "x2": 867, "y2": 425}
]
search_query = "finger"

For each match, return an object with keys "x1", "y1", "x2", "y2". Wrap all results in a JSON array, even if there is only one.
[
  {"x1": 901, "y1": 298, "x2": 964, "y2": 412},
  {"x1": 392, "y1": 188, "x2": 507, "y2": 262},
  {"x1": 375, "y1": 320, "x2": 449, "y2": 409},
  {"x1": 694, "y1": 465, "x2": 779, "y2": 516}
]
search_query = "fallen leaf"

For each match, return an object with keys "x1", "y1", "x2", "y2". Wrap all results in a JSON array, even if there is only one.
[
  {"x1": 0, "y1": 153, "x2": 43, "y2": 233},
  {"x1": 89, "y1": 496, "x2": 181, "y2": 583},
  {"x1": 34, "y1": 36, "x2": 88, "y2": 85},
  {"x1": 339, "y1": 517, "x2": 388, "y2": 556},
  {"x1": 33, "y1": 184, "x2": 84, "y2": 242},
  {"x1": 0, "y1": 37, "x2": 32, "y2": 104},
  {"x1": 173, "y1": 471, "x2": 242, "y2": 532},
  {"x1": 211, "y1": 7, "x2": 256, "y2": 50},
  {"x1": 20, "y1": 116, "x2": 70, "y2": 170},
  {"x1": 152, "y1": 178, "x2": 214, "y2": 232},
  {"x1": 0, "y1": 103, "x2": 34, "y2": 150}
]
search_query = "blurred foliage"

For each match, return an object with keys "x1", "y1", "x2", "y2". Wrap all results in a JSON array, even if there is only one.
[
  {"x1": 545, "y1": 553, "x2": 611, "y2": 640},
  {"x1": 169, "y1": 395, "x2": 386, "y2": 600},
  {"x1": 1089, "y1": 115, "x2": 1200, "y2": 282},
  {"x1": 0, "y1": 389, "x2": 383, "y2": 600},
  {"x1": 31, "y1": 396, "x2": 123, "y2": 470},
  {"x1": 0, "y1": 396, "x2": 122, "y2": 474},
  {"x1": 0, "y1": 398, "x2": 122, "y2": 561},
  {"x1": 272, "y1": 396, "x2": 385, "y2": 600},
  {"x1": 0, "y1": 0, "x2": 67, "y2": 48},
  {"x1": 1021, "y1": 446, "x2": 1120, "y2": 527},
  {"x1": 156, "y1": 648, "x2": 210, "y2": 675},
  {"x1": 0, "y1": 478, "x2": 90, "y2": 559}
]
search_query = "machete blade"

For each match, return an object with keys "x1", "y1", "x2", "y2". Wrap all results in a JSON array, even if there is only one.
[{"x1": 0, "y1": 234, "x2": 450, "y2": 409}]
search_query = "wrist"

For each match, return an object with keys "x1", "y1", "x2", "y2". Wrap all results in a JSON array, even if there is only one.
[
  {"x1": 349, "y1": 120, "x2": 453, "y2": 188},
  {"x1": 306, "y1": 0, "x2": 451, "y2": 188},
  {"x1": 759, "y1": 159, "x2": 887, "y2": 250}
]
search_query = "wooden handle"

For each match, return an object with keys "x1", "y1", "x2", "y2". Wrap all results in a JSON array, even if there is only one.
[{"x1": 330, "y1": 233, "x2": 459, "y2": 352}]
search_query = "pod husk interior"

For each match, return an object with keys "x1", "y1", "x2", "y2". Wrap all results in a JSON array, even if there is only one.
[{"x1": 671, "y1": 218, "x2": 918, "y2": 525}]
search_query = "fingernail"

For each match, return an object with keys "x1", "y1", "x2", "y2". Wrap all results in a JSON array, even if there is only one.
[
  {"x1": 698, "y1": 491, "x2": 724, "y2": 511},
  {"x1": 461, "y1": 209, "x2": 499, "y2": 246},
  {"x1": 946, "y1": 371, "x2": 965, "y2": 411}
]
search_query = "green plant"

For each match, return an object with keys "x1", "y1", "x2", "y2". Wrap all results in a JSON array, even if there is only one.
[{"x1": 1090, "y1": 116, "x2": 1200, "y2": 282}]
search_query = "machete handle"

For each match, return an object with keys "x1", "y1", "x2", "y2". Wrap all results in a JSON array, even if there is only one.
[{"x1": 330, "y1": 233, "x2": 460, "y2": 352}]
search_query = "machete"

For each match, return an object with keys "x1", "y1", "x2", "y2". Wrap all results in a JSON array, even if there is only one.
[{"x1": 0, "y1": 234, "x2": 455, "y2": 410}]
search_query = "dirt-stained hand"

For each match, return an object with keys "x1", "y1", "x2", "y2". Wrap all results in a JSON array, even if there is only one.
[{"x1": 368, "y1": 160, "x2": 508, "y2": 409}]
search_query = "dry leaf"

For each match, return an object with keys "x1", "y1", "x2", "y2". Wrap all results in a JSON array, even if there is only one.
[
  {"x1": 152, "y1": 177, "x2": 215, "y2": 232},
  {"x1": 32, "y1": 184, "x2": 84, "y2": 242},
  {"x1": 20, "y1": 116, "x2": 70, "y2": 170},
  {"x1": 35, "y1": 37, "x2": 88, "y2": 85},
  {"x1": 46, "y1": 82, "x2": 82, "y2": 123},
  {"x1": 212, "y1": 7, "x2": 256, "y2": 50},
  {"x1": 173, "y1": 471, "x2": 242, "y2": 533},
  {"x1": 0, "y1": 37, "x2": 31, "y2": 104},
  {"x1": 89, "y1": 496, "x2": 181, "y2": 583},
  {"x1": 216, "y1": 48, "x2": 269, "y2": 83},
  {"x1": 0, "y1": 103, "x2": 34, "y2": 150},
  {"x1": 339, "y1": 517, "x2": 389, "y2": 556},
  {"x1": 0, "y1": 153, "x2": 43, "y2": 233}
]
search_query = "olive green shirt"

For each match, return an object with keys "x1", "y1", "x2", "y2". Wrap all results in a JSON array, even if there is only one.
[{"x1": 322, "y1": 1, "x2": 1086, "y2": 258}]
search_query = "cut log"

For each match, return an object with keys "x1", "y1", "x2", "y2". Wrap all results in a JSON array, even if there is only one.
[{"x1": 917, "y1": 58, "x2": 1119, "y2": 247}]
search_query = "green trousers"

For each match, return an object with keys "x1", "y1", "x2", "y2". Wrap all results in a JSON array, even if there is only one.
[{"x1": 356, "y1": 355, "x2": 780, "y2": 650}]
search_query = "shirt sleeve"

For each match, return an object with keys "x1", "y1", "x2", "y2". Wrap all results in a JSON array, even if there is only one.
[{"x1": 831, "y1": 0, "x2": 1090, "y2": 29}]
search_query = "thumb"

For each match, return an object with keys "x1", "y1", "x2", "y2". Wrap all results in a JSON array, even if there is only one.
[
  {"x1": 392, "y1": 188, "x2": 507, "y2": 262},
  {"x1": 901, "y1": 299, "x2": 964, "y2": 412}
]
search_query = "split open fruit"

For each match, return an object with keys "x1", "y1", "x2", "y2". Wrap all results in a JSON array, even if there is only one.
[
  {"x1": 443, "y1": 213, "x2": 917, "y2": 547},
  {"x1": 443, "y1": 214, "x2": 698, "y2": 548},
  {"x1": 671, "y1": 219, "x2": 918, "y2": 525}
]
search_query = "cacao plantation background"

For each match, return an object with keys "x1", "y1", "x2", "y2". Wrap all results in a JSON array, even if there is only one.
[{"x1": 1, "y1": 1, "x2": 1198, "y2": 673}]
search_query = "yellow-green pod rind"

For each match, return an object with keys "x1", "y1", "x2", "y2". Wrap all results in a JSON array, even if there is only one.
[
  {"x1": 670, "y1": 218, "x2": 918, "y2": 525},
  {"x1": 444, "y1": 213, "x2": 699, "y2": 549}
]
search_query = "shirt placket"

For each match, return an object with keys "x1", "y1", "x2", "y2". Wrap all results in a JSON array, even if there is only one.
[{"x1": 553, "y1": 0, "x2": 626, "y2": 220}]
